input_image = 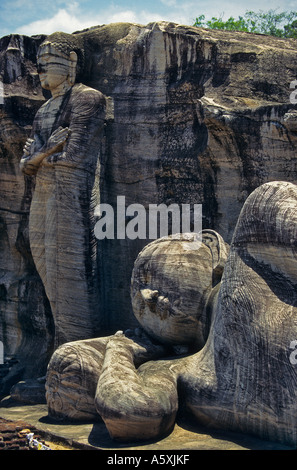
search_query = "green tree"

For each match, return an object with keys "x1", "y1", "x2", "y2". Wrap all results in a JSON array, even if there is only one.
[
  {"x1": 284, "y1": 19, "x2": 297, "y2": 38},
  {"x1": 193, "y1": 9, "x2": 297, "y2": 38}
]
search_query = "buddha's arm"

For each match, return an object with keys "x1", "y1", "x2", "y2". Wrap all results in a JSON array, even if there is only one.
[
  {"x1": 53, "y1": 89, "x2": 106, "y2": 168},
  {"x1": 20, "y1": 126, "x2": 70, "y2": 175},
  {"x1": 95, "y1": 332, "x2": 178, "y2": 442}
]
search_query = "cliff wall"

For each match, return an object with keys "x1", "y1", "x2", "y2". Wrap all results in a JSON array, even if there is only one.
[{"x1": 0, "y1": 22, "x2": 296, "y2": 377}]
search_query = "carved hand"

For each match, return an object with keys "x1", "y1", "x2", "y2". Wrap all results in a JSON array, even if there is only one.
[
  {"x1": 20, "y1": 137, "x2": 40, "y2": 174},
  {"x1": 22, "y1": 137, "x2": 35, "y2": 157},
  {"x1": 122, "y1": 328, "x2": 169, "y2": 366},
  {"x1": 20, "y1": 127, "x2": 71, "y2": 173},
  {"x1": 46, "y1": 126, "x2": 70, "y2": 156}
]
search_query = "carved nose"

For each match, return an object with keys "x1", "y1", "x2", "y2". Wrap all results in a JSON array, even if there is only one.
[
  {"x1": 140, "y1": 288, "x2": 158, "y2": 303},
  {"x1": 37, "y1": 64, "x2": 45, "y2": 74}
]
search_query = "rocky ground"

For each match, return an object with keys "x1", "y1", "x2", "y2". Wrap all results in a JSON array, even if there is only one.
[
  {"x1": 0, "y1": 400, "x2": 294, "y2": 451},
  {"x1": 0, "y1": 417, "x2": 75, "y2": 450}
]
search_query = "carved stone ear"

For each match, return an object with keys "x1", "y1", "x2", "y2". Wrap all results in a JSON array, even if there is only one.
[
  {"x1": 201, "y1": 229, "x2": 229, "y2": 285},
  {"x1": 68, "y1": 51, "x2": 78, "y2": 85},
  {"x1": 69, "y1": 51, "x2": 77, "y2": 63}
]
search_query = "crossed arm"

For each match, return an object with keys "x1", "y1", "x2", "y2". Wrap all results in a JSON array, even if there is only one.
[
  {"x1": 20, "y1": 126, "x2": 70, "y2": 175},
  {"x1": 94, "y1": 332, "x2": 179, "y2": 442},
  {"x1": 20, "y1": 86, "x2": 106, "y2": 175}
]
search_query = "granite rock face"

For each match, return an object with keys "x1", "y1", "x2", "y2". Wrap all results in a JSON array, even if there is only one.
[
  {"x1": 0, "y1": 34, "x2": 52, "y2": 383},
  {"x1": 0, "y1": 22, "x2": 297, "y2": 383},
  {"x1": 45, "y1": 231, "x2": 227, "y2": 424},
  {"x1": 20, "y1": 33, "x2": 107, "y2": 351},
  {"x1": 181, "y1": 181, "x2": 297, "y2": 447},
  {"x1": 45, "y1": 181, "x2": 297, "y2": 447}
]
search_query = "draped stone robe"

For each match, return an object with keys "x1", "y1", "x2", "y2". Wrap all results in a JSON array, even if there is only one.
[{"x1": 25, "y1": 83, "x2": 106, "y2": 348}]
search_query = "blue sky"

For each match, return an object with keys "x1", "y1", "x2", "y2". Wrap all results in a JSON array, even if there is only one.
[{"x1": 0, "y1": 0, "x2": 296, "y2": 38}]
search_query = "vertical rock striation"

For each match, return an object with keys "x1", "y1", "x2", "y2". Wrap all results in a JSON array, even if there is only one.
[
  {"x1": 0, "y1": 34, "x2": 53, "y2": 384},
  {"x1": 0, "y1": 22, "x2": 297, "y2": 382}
]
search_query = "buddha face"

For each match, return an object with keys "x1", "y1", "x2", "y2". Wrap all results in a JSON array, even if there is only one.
[
  {"x1": 37, "y1": 46, "x2": 77, "y2": 93},
  {"x1": 131, "y1": 234, "x2": 216, "y2": 348}
]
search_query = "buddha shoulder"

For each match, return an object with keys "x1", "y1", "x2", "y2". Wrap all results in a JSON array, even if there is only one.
[{"x1": 72, "y1": 83, "x2": 106, "y2": 106}]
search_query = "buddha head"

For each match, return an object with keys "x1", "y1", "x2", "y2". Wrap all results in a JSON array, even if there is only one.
[
  {"x1": 37, "y1": 32, "x2": 85, "y2": 93},
  {"x1": 131, "y1": 231, "x2": 229, "y2": 349}
]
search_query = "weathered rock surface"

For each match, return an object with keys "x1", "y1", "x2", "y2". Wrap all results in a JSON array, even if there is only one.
[
  {"x1": 0, "y1": 22, "x2": 297, "y2": 385},
  {"x1": 46, "y1": 181, "x2": 297, "y2": 447},
  {"x1": 20, "y1": 33, "x2": 107, "y2": 350},
  {"x1": 131, "y1": 230, "x2": 228, "y2": 347},
  {"x1": 180, "y1": 181, "x2": 297, "y2": 447},
  {"x1": 45, "y1": 331, "x2": 169, "y2": 422},
  {"x1": 45, "y1": 231, "x2": 228, "y2": 424}
]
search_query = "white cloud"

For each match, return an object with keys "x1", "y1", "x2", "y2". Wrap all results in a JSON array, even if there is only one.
[
  {"x1": 16, "y1": 0, "x2": 207, "y2": 38},
  {"x1": 2, "y1": 0, "x2": 295, "y2": 37},
  {"x1": 103, "y1": 9, "x2": 163, "y2": 25},
  {"x1": 18, "y1": 8, "x2": 86, "y2": 35},
  {"x1": 17, "y1": 4, "x2": 167, "y2": 36}
]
